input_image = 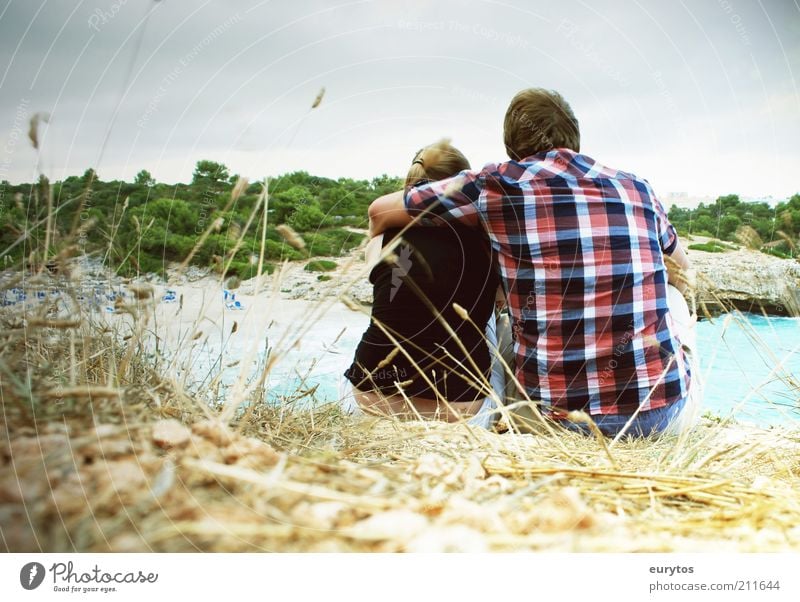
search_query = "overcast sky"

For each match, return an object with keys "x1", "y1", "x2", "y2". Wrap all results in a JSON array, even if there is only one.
[{"x1": 0, "y1": 0, "x2": 798, "y2": 199}]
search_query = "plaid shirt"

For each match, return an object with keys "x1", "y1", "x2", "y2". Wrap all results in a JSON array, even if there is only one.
[{"x1": 405, "y1": 148, "x2": 690, "y2": 417}]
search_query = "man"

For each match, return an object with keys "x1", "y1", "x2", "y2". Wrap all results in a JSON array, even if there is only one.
[{"x1": 369, "y1": 88, "x2": 694, "y2": 437}]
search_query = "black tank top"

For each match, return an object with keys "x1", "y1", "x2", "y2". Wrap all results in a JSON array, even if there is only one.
[{"x1": 345, "y1": 225, "x2": 499, "y2": 402}]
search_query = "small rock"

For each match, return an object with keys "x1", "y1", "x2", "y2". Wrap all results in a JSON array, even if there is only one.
[
  {"x1": 509, "y1": 487, "x2": 597, "y2": 534},
  {"x1": 150, "y1": 459, "x2": 176, "y2": 499},
  {"x1": 152, "y1": 419, "x2": 191, "y2": 449},
  {"x1": 345, "y1": 510, "x2": 428, "y2": 542},
  {"x1": 109, "y1": 534, "x2": 148, "y2": 552},
  {"x1": 222, "y1": 438, "x2": 279, "y2": 468},
  {"x1": 100, "y1": 459, "x2": 148, "y2": 494},
  {"x1": 191, "y1": 419, "x2": 235, "y2": 446},
  {"x1": 292, "y1": 501, "x2": 348, "y2": 530},
  {"x1": 438, "y1": 496, "x2": 506, "y2": 533},
  {"x1": 405, "y1": 525, "x2": 488, "y2": 553},
  {"x1": 413, "y1": 453, "x2": 453, "y2": 479}
]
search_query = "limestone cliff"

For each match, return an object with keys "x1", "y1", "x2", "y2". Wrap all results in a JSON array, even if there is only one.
[{"x1": 688, "y1": 248, "x2": 800, "y2": 316}]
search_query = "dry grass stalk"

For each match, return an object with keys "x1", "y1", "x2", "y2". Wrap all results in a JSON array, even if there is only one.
[
  {"x1": 27, "y1": 112, "x2": 50, "y2": 150},
  {"x1": 40, "y1": 386, "x2": 121, "y2": 400},
  {"x1": 220, "y1": 181, "x2": 263, "y2": 279},
  {"x1": 173, "y1": 185, "x2": 240, "y2": 278},
  {"x1": 311, "y1": 87, "x2": 325, "y2": 109},
  {"x1": 275, "y1": 224, "x2": 306, "y2": 251},
  {"x1": 735, "y1": 224, "x2": 764, "y2": 249},
  {"x1": 775, "y1": 230, "x2": 796, "y2": 251}
]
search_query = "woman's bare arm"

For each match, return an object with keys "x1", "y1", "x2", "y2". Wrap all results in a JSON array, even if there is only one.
[{"x1": 368, "y1": 190, "x2": 412, "y2": 237}]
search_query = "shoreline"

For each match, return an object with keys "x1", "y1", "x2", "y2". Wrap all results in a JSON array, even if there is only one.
[
  {"x1": 5, "y1": 230, "x2": 798, "y2": 315},
  {"x1": 2, "y1": 243, "x2": 799, "y2": 420}
]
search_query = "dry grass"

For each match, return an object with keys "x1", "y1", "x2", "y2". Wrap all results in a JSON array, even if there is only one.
[
  {"x1": 2, "y1": 140, "x2": 799, "y2": 552},
  {"x1": 1, "y1": 266, "x2": 799, "y2": 553}
]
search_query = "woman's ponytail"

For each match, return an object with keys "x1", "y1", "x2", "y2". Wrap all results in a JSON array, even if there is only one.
[{"x1": 404, "y1": 138, "x2": 470, "y2": 191}]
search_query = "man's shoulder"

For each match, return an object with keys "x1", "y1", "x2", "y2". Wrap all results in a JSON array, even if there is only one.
[
  {"x1": 476, "y1": 161, "x2": 502, "y2": 177},
  {"x1": 480, "y1": 152, "x2": 655, "y2": 194},
  {"x1": 581, "y1": 155, "x2": 648, "y2": 186},
  {"x1": 478, "y1": 159, "x2": 539, "y2": 183}
]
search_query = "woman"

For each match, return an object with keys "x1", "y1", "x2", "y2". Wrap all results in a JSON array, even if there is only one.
[{"x1": 343, "y1": 139, "x2": 502, "y2": 424}]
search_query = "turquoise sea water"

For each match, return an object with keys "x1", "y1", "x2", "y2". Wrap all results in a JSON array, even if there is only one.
[
  {"x1": 223, "y1": 309, "x2": 800, "y2": 428},
  {"x1": 695, "y1": 314, "x2": 800, "y2": 426}
]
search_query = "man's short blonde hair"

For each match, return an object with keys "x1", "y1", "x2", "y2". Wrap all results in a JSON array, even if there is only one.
[{"x1": 503, "y1": 88, "x2": 580, "y2": 160}]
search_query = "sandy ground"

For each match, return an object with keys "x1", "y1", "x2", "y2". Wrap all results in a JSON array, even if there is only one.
[
  {"x1": 89, "y1": 267, "x2": 373, "y2": 401},
  {"x1": 0, "y1": 247, "x2": 374, "y2": 403}
]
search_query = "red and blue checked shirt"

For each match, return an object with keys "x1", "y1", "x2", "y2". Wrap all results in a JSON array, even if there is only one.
[{"x1": 404, "y1": 148, "x2": 691, "y2": 417}]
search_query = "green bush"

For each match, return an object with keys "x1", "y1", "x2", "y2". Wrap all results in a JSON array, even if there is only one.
[
  {"x1": 305, "y1": 259, "x2": 337, "y2": 272},
  {"x1": 688, "y1": 242, "x2": 728, "y2": 253},
  {"x1": 224, "y1": 259, "x2": 274, "y2": 279},
  {"x1": 763, "y1": 247, "x2": 791, "y2": 259},
  {"x1": 119, "y1": 254, "x2": 167, "y2": 279},
  {"x1": 306, "y1": 228, "x2": 365, "y2": 256},
  {"x1": 287, "y1": 202, "x2": 327, "y2": 232},
  {"x1": 263, "y1": 239, "x2": 304, "y2": 261}
]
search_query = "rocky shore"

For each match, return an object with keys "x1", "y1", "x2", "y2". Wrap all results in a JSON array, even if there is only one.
[
  {"x1": 237, "y1": 252, "x2": 374, "y2": 305},
  {"x1": 8, "y1": 235, "x2": 794, "y2": 318},
  {"x1": 255, "y1": 238, "x2": 800, "y2": 317},
  {"x1": 689, "y1": 247, "x2": 800, "y2": 316}
]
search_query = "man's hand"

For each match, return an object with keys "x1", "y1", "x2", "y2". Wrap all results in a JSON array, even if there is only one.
[{"x1": 368, "y1": 190, "x2": 412, "y2": 237}]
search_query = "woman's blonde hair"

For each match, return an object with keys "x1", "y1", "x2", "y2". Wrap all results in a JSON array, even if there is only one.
[{"x1": 404, "y1": 138, "x2": 470, "y2": 190}]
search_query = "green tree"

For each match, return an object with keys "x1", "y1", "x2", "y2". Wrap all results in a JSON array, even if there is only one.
[
  {"x1": 288, "y1": 201, "x2": 326, "y2": 232},
  {"x1": 718, "y1": 214, "x2": 742, "y2": 240},
  {"x1": 691, "y1": 215, "x2": 716, "y2": 236},
  {"x1": 135, "y1": 170, "x2": 155, "y2": 187},
  {"x1": 82, "y1": 168, "x2": 98, "y2": 185},
  {"x1": 371, "y1": 174, "x2": 402, "y2": 196},
  {"x1": 713, "y1": 194, "x2": 740, "y2": 218},
  {"x1": 271, "y1": 185, "x2": 311, "y2": 223},
  {"x1": 192, "y1": 160, "x2": 230, "y2": 191}
]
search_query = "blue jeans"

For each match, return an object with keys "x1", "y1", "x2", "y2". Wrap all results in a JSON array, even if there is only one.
[{"x1": 558, "y1": 396, "x2": 688, "y2": 438}]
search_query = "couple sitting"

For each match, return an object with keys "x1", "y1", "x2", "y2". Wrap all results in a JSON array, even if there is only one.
[{"x1": 343, "y1": 88, "x2": 698, "y2": 438}]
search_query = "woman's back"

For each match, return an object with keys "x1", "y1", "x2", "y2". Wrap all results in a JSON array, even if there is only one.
[{"x1": 345, "y1": 225, "x2": 498, "y2": 402}]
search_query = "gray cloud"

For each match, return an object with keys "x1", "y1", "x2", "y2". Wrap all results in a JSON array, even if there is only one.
[{"x1": 0, "y1": 0, "x2": 797, "y2": 198}]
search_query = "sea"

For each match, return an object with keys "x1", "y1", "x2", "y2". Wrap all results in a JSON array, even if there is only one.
[
  {"x1": 694, "y1": 313, "x2": 800, "y2": 426},
  {"x1": 209, "y1": 308, "x2": 799, "y2": 428}
]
